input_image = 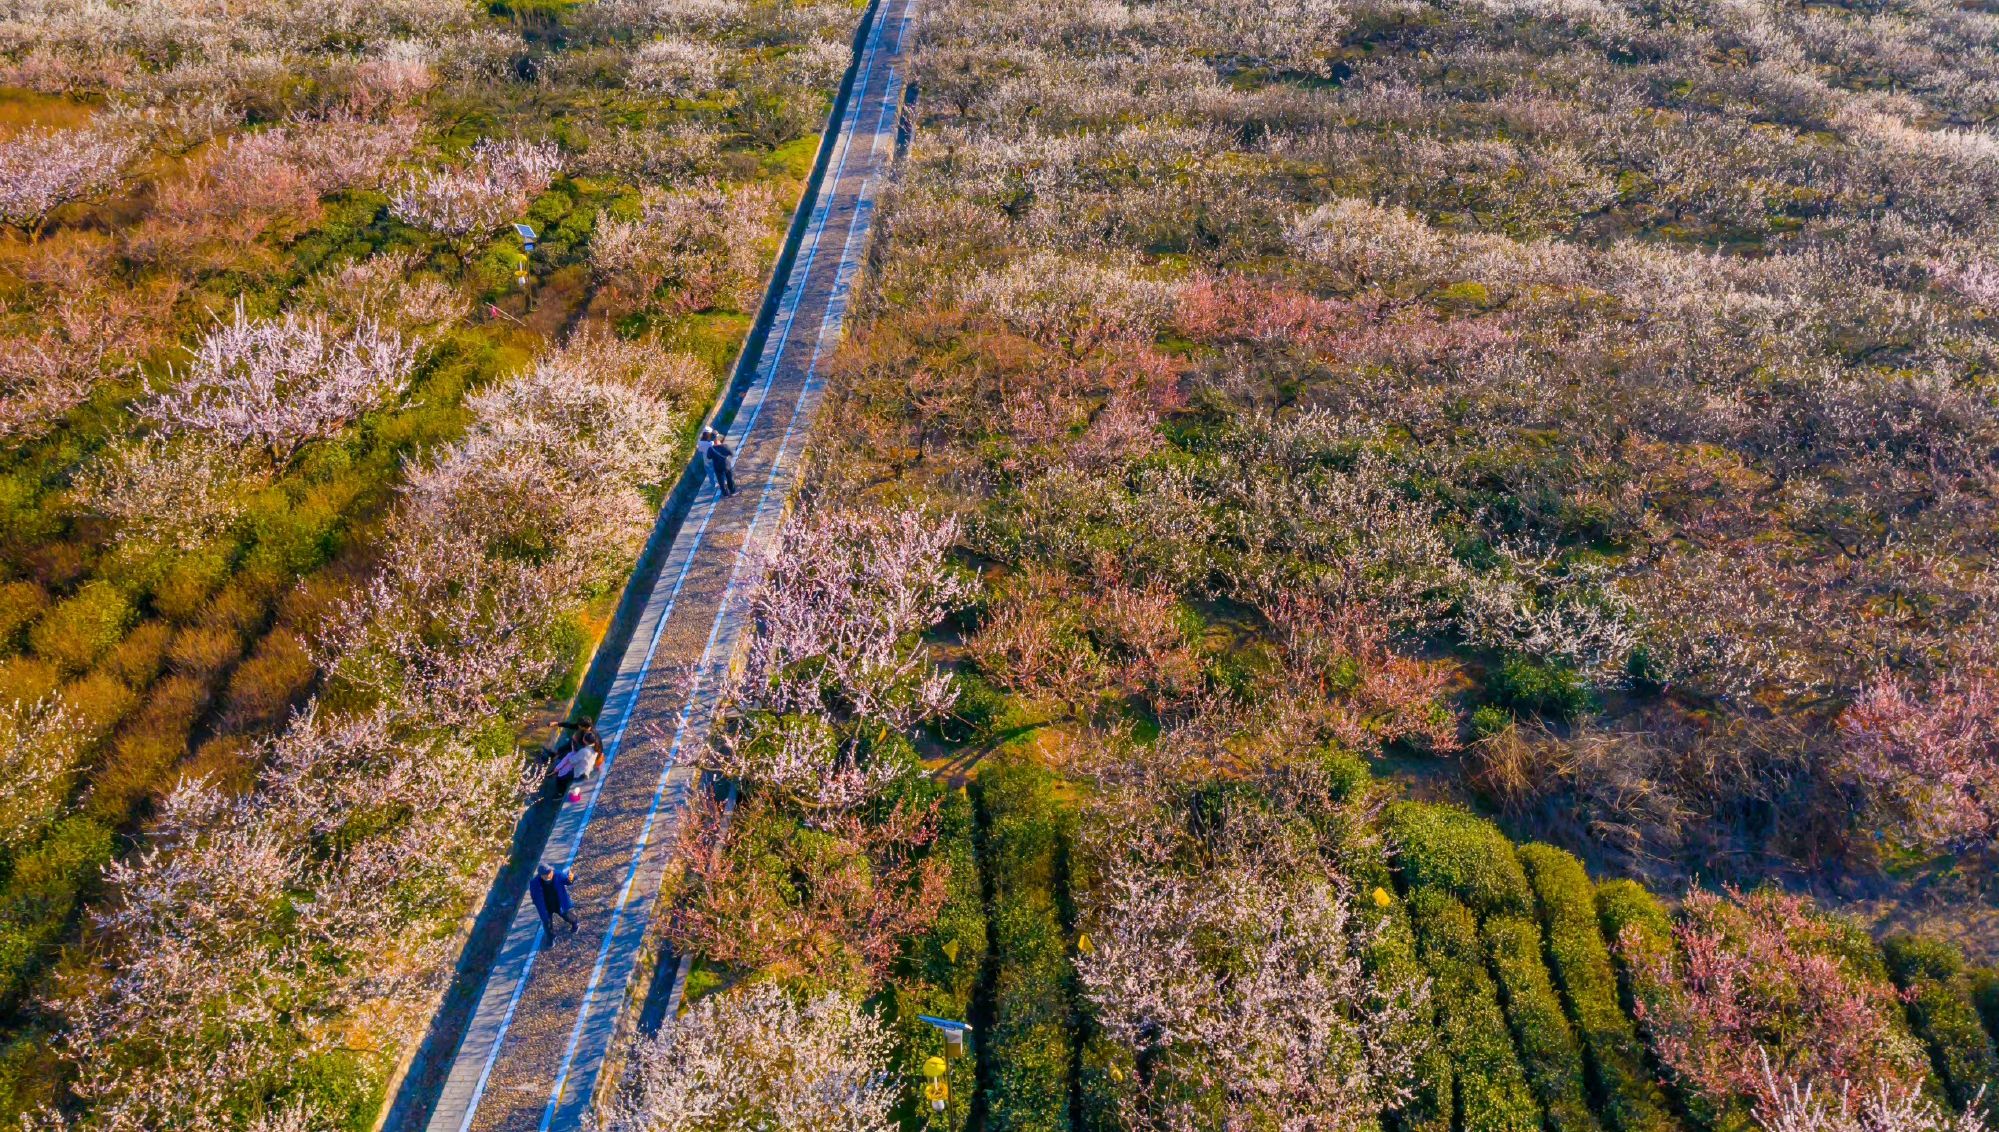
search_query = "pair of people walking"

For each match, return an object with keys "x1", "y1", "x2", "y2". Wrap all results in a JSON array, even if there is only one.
[
  {"x1": 551, "y1": 717, "x2": 603, "y2": 802},
  {"x1": 697, "y1": 427, "x2": 737, "y2": 497}
]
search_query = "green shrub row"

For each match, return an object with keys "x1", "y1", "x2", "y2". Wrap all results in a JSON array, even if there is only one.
[
  {"x1": 1407, "y1": 889, "x2": 1542, "y2": 1132},
  {"x1": 1485, "y1": 913, "x2": 1601, "y2": 1132},
  {"x1": 1884, "y1": 937, "x2": 1999, "y2": 1114},
  {"x1": 1386, "y1": 802, "x2": 1533, "y2": 918},
  {"x1": 0, "y1": 818, "x2": 112, "y2": 1012},
  {"x1": 891, "y1": 789, "x2": 985, "y2": 1132},
  {"x1": 1595, "y1": 879, "x2": 1673, "y2": 1003},
  {"x1": 1975, "y1": 970, "x2": 1999, "y2": 1049},
  {"x1": 1327, "y1": 761, "x2": 1452, "y2": 1132},
  {"x1": 1517, "y1": 845, "x2": 1679, "y2": 1132},
  {"x1": 1075, "y1": 1031, "x2": 1131, "y2": 1132},
  {"x1": 976, "y1": 758, "x2": 1075, "y2": 1132}
]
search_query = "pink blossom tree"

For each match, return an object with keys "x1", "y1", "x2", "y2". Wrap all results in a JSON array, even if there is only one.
[
  {"x1": 1623, "y1": 886, "x2": 1929, "y2": 1123},
  {"x1": 668, "y1": 794, "x2": 949, "y2": 990},
  {"x1": 1836, "y1": 670, "x2": 1999, "y2": 854}
]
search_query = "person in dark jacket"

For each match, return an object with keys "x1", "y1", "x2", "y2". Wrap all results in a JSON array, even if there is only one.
[
  {"x1": 529, "y1": 863, "x2": 577, "y2": 938},
  {"x1": 707, "y1": 435, "x2": 737, "y2": 497}
]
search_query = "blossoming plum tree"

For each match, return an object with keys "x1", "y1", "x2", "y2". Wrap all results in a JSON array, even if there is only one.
[
  {"x1": 605, "y1": 983, "x2": 897, "y2": 1132},
  {"x1": 1075, "y1": 791, "x2": 1426, "y2": 1130},
  {"x1": 142, "y1": 304, "x2": 425, "y2": 466},
  {"x1": 0, "y1": 124, "x2": 137, "y2": 240}
]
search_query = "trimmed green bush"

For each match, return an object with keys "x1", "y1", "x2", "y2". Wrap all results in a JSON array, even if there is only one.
[
  {"x1": 1884, "y1": 936, "x2": 1999, "y2": 1113},
  {"x1": 1321, "y1": 755, "x2": 1449, "y2": 1132},
  {"x1": 1973, "y1": 969, "x2": 1999, "y2": 1048},
  {"x1": 892, "y1": 789, "x2": 984, "y2": 1132},
  {"x1": 1343, "y1": 832, "x2": 1451, "y2": 1132},
  {"x1": 1387, "y1": 802, "x2": 1533, "y2": 917},
  {"x1": 1517, "y1": 845, "x2": 1678, "y2": 1132},
  {"x1": 0, "y1": 583, "x2": 48, "y2": 650},
  {"x1": 1596, "y1": 879, "x2": 1673, "y2": 1008},
  {"x1": 28, "y1": 581, "x2": 132, "y2": 674},
  {"x1": 1485, "y1": 914, "x2": 1600, "y2": 1132},
  {"x1": 1408, "y1": 889, "x2": 1541, "y2": 1132},
  {"x1": 0, "y1": 817, "x2": 114, "y2": 1010},
  {"x1": 977, "y1": 758, "x2": 1075, "y2": 1132},
  {"x1": 1487, "y1": 655, "x2": 1594, "y2": 721},
  {"x1": 1076, "y1": 1031, "x2": 1133, "y2": 1132}
]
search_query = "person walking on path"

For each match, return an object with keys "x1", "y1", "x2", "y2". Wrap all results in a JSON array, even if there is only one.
[
  {"x1": 707, "y1": 434, "x2": 737, "y2": 497},
  {"x1": 696, "y1": 428, "x2": 717, "y2": 489},
  {"x1": 529, "y1": 863, "x2": 577, "y2": 939}
]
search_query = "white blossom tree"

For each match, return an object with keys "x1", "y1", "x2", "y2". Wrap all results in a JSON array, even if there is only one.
[
  {"x1": 0, "y1": 124, "x2": 138, "y2": 240},
  {"x1": 394, "y1": 340, "x2": 685, "y2": 589},
  {"x1": 142, "y1": 303, "x2": 424, "y2": 466},
  {"x1": 603, "y1": 983, "x2": 897, "y2": 1132},
  {"x1": 323, "y1": 335, "x2": 686, "y2": 728},
  {"x1": 298, "y1": 249, "x2": 471, "y2": 331},
  {"x1": 389, "y1": 137, "x2": 562, "y2": 250},
  {"x1": 716, "y1": 508, "x2": 970, "y2": 814},
  {"x1": 1075, "y1": 793, "x2": 1426, "y2": 1131},
  {"x1": 735, "y1": 507, "x2": 971, "y2": 730},
  {"x1": 1754, "y1": 1059, "x2": 1991, "y2": 1132},
  {"x1": 54, "y1": 705, "x2": 520, "y2": 1130},
  {"x1": 321, "y1": 555, "x2": 574, "y2": 730},
  {"x1": 629, "y1": 37, "x2": 723, "y2": 97},
  {"x1": 70, "y1": 437, "x2": 244, "y2": 550},
  {"x1": 590, "y1": 182, "x2": 776, "y2": 312}
]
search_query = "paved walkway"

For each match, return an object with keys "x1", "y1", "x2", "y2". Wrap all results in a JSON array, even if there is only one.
[{"x1": 418, "y1": 2, "x2": 917, "y2": 1128}]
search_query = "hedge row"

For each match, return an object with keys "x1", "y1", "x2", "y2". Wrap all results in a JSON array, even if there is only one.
[
  {"x1": 1326, "y1": 757, "x2": 1451, "y2": 1132},
  {"x1": 1386, "y1": 801, "x2": 1533, "y2": 917},
  {"x1": 1595, "y1": 879, "x2": 1673, "y2": 1006},
  {"x1": 1517, "y1": 844, "x2": 1679, "y2": 1132},
  {"x1": 976, "y1": 758, "x2": 1075, "y2": 1132},
  {"x1": 1975, "y1": 970, "x2": 1999, "y2": 1049},
  {"x1": 892, "y1": 789, "x2": 986, "y2": 1132},
  {"x1": 1486, "y1": 913, "x2": 1601, "y2": 1132},
  {"x1": 1884, "y1": 936, "x2": 1999, "y2": 1114},
  {"x1": 1408, "y1": 889, "x2": 1542, "y2": 1132}
]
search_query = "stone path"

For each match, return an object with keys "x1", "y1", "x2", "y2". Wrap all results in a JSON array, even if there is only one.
[{"x1": 414, "y1": 2, "x2": 917, "y2": 1127}]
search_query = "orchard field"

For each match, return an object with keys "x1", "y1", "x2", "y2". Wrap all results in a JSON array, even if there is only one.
[
  {"x1": 620, "y1": 0, "x2": 1999, "y2": 1128},
  {"x1": 2, "y1": 0, "x2": 1997, "y2": 1126}
]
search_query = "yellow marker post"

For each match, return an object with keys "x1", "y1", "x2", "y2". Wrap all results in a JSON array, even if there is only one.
[{"x1": 922, "y1": 1056, "x2": 948, "y2": 1112}]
